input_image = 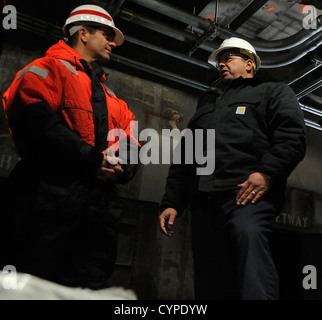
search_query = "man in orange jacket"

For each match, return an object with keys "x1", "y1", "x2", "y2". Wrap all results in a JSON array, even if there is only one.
[{"x1": 1, "y1": 4, "x2": 139, "y2": 289}]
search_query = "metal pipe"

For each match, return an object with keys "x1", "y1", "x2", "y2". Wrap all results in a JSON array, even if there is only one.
[
  {"x1": 120, "y1": 9, "x2": 219, "y2": 51},
  {"x1": 121, "y1": 10, "x2": 197, "y2": 42},
  {"x1": 296, "y1": 76, "x2": 322, "y2": 99},
  {"x1": 229, "y1": 0, "x2": 269, "y2": 31},
  {"x1": 121, "y1": 8, "x2": 322, "y2": 68},
  {"x1": 260, "y1": 31, "x2": 322, "y2": 68},
  {"x1": 287, "y1": 60, "x2": 322, "y2": 85},
  {"x1": 122, "y1": 3, "x2": 322, "y2": 68},
  {"x1": 110, "y1": 0, "x2": 126, "y2": 17},
  {"x1": 128, "y1": 0, "x2": 322, "y2": 52},
  {"x1": 299, "y1": 102, "x2": 322, "y2": 118},
  {"x1": 302, "y1": 92, "x2": 322, "y2": 108},
  {"x1": 17, "y1": 12, "x2": 62, "y2": 40},
  {"x1": 127, "y1": 0, "x2": 211, "y2": 30},
  {"x1": 214, "y1": 0, "x2": 218, "y2": 25},
  {"x1": 304, "y1": 119, "x2": 322, "y2": 131},
  {"x1": 16, "y1": 9, "x2": 322, "y2": 71},
  {"x1": 230, "y1": 16, "x2": 322, "y2": 52},
  {"x1": 110, "y1": 54, "x2": 211, "y2": 92},
  {"x1": 125, "y1": 35, "x2": 212, "y2": 69}
]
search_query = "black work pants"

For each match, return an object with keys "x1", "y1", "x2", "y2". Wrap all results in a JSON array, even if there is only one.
[
  {"x1": 1, "y1": 163, "x2": 121, "y2": 290},
  {"x1": 191, "y1": 190, "x2": 283, "y2": 300}
]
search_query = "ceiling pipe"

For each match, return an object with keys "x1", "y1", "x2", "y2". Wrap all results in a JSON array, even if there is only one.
[
  {"x1": 16, "y1": 9, "x2": 322, "y2": 71},
  {"x1": 127, "y1": 0, "x2": 322, "y2": 52},
  {"x1": 301, "y1": 93, "x2": 322, "y2": 109},
  {"x1": 259, "y1": 31, "x2": 322, "y2": 68},
  {"x1": 214, "y1": 0, "x2": 219, "y2": 24},
  {"x1": 16, "y1": 10, "x2": 322, "y2": 73},
  {"x1": 110, "y1": 53, "x2": 210, "y2": 92},
  {"x1": 127, "y1": 0, "x2": 212, "y2": 31},
  {"x1": 121, "y1": 9, "x2": 197, "y2": 43},
  {"x1": 120, "y1": 8, "x2": 221, "y2": 52},
  {"x1": 304, "y1": 119, "x2": 322, "y2": 131},
  {"x1": 124, "y1": 35, "x2": 212, "y2": 69},
  {"x1": 16, "y1": 9, "x2": 217, "y2": 71},
  {"x1": 237, "y1": 16, "x2": 322, "y2": 52},
  {"x1": 229, "y1": 0, "x2": 269, "y2": 31},
  {"x1": 121, "y1": 5, "x2": 322, "y2": 69},
  {"x1": 110, "y1": 0, "x2": 126, "y2": 17},
  {"x1": 123, "y1": 6, "x2": 322, "y2": 69},
  {"x1": 287, "y1": 58, "x2": 322, "y2": 85},
  {"x1": 299, "y1": 102, "x2": 322, "y2": 118},
  {"x1": 296, "y1": 76, "x2": 322, "y2": 99},
  {"x1": 17, "y1": 12, "x2": 62, "y2": 41}
]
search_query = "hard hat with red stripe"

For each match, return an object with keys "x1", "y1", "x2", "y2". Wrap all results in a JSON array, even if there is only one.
[{"x1": 63, "y1": 4, "x2": 124, "y2": 46}]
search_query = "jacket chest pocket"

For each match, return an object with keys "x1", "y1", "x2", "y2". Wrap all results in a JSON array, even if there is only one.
[
  {"x1": 62, "y1": 99, "x2": 93, "y2": 123},
  {"x1": 224, "y1": 101, "x2": 260, "y2": 127},
  {"x1": 219, "y1": 102, "x2": 260, "y2": 148}
]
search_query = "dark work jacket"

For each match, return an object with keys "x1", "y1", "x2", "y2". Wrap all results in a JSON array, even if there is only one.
[{"x1": 160, "y1": 77, "x2": 307, "y2": 215}]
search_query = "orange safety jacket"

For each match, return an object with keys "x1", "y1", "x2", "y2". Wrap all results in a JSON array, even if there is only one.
[
  {"x1": 2, "y1": 40, "x2": 140, "y2": 182},
  {"x1": 2, "y1": 40, "x2": 138, "y2": 150}
]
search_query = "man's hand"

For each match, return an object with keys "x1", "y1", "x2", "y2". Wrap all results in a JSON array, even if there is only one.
[
  {"x1": 159, "y1": 208, "x2": 178, "y2": 237},
  {"x1": 236, "y1": 172, "x2": 271, "y2": 206},
  {"x1": 96, "y1": 148, "x2": 124, "y2": 182}
]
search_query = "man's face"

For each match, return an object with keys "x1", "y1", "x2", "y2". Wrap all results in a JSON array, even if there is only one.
[
  {"x1": 216, "y1": 51, "x2": 253, "y2": 81},
  {"x1": 85, "y1": 27, "x2": 116, "y2": 64}
]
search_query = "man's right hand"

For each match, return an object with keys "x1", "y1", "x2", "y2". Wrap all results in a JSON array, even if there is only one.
[{"x1": 159, "y1": 208, "x2": 178, "y2": 236}]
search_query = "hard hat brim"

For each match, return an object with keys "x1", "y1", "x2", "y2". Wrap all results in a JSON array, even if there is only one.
[
  {"x1": 208, "y1": 45, "x2": 261, "y2": 71},
  {"x1": 63, "y1": 22, "x2": 124, "y2": 46}
]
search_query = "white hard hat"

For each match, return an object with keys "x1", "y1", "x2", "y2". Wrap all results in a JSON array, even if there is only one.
[
  {"x1": 63, "y1": 4, "x2": 124, "y2": 46},
  {"x1": 208, "y1": 37, "x2": 261, "y2": 71}
]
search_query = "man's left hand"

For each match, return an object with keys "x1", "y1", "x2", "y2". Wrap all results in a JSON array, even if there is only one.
[{"x1": 236, "y1": 172, "x2": 271, "y2": 206}]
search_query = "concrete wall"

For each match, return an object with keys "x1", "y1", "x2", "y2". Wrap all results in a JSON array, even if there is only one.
[{"x1": 103, "y1": 67, "x2": 197, "y2": 203}]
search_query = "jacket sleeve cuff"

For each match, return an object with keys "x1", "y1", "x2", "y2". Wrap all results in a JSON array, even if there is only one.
[{"x1": 79, "y1": 144, "x2": 104, "y2": 177}]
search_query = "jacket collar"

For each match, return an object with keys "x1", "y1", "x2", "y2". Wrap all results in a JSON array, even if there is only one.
[
  {"x1": 46, "y1": 40, "x2": 107, "y2": 82},
  {"x1": 226, "y1": 76, "x2": 263, "y2": 88}
]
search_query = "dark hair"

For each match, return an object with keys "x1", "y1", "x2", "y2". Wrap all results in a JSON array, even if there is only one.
[{"x1": 67, "y1": 25, "x2": 98, "y2": 47}]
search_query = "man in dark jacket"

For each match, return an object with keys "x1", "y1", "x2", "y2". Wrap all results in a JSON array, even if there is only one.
[
  {"x1": 1, "y1": 4, "x2": 139, "y2": 289},
  {"x1": 159, "y1": 37, "x2": 306, "y2": 300}
]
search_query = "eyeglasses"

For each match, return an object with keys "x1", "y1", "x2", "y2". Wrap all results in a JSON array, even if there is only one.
[
  {"x1": 215, "y1": 53, "x2": 248, "y2": 70},
  {"x1": 99, "y1": 28, "x2": 115, "y2": 42}
]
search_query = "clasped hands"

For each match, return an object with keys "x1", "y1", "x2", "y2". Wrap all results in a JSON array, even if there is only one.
[{"x1": 96, "y1": 148, "x2": 124, "y2": 182}]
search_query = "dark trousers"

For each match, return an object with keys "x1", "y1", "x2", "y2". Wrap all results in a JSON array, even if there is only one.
[
  {"x1": 1, "y1": 163, "x2": 121, "y2": 290},
  {"x1": 191, "y1": 191, "x2": 282, "y2": 300}
]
